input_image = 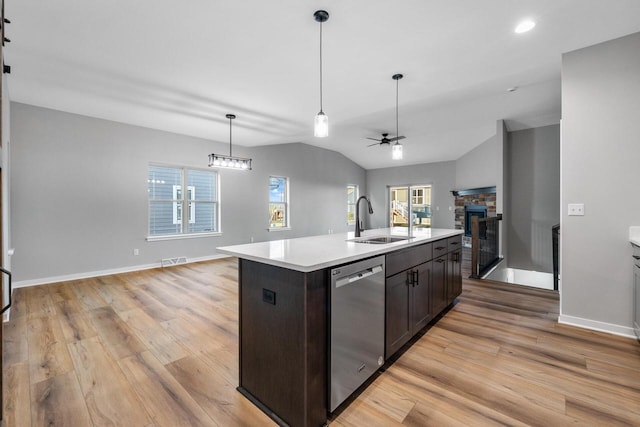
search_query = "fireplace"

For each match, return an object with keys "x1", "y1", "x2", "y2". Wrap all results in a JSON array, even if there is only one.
[{"x1": 464, "y1": 205, "x2": 487, "y2": 237}]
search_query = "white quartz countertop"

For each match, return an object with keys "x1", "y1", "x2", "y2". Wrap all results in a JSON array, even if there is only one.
[
  {"x1": 630, "y1": 226, "x2": 640, "y2": 246},
  {"x1": 217, "y1": 228, "x2": 464, "y2": 272}
]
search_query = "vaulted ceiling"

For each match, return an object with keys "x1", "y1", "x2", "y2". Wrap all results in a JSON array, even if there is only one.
[{"x1": 5, "y1": 1, "x2": 640, "y2": 169}]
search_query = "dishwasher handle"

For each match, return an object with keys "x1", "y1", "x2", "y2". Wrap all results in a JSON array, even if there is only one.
[{"x1": 335, "y1": 264, "x2": 383, "y2": 288}]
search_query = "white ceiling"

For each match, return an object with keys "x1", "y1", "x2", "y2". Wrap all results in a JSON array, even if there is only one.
[{"x1": 5, "y1": 1, "x2": 640, "y2": 169}]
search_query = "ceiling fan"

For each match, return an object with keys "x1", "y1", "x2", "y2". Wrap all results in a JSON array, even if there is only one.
[{"x1": 366, "y1": 133, "x2": 405, "y2": 147}]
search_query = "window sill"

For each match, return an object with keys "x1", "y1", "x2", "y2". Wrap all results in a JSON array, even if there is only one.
[
  {"x1": 146, "y1": 232, "x2": 222, "y2": 242},
  {"x1": 267, "y1": 227, "x2": 292, "y2": 232}
]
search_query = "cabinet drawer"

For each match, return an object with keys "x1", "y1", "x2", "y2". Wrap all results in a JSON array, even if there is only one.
[
  {"x1": 386, "y1": 243, "x2": 432, "y2": 277},
  {"x1": 448, "y1": 235, "x2": 462, "y2": 252},
  {"x1": 432, "y1": 239, "x2": 448, "y2": 258}
]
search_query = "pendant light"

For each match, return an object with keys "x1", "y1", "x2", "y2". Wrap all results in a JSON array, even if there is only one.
[
  {"x1": 392, "y1": 74, "x2": 403, "y2": 160},
  {"x1": 313, "y1": 10, "x2": 329, "y2": 137},
  {"x1": 208, "y1": 114, "x2": 252, "y2": 170}
]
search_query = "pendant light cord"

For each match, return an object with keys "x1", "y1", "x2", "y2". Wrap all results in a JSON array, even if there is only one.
[
  {"x1": 229, "y1": 116, "x2": 233, "y2": 157},
  {"x1": 319, "y1": 21, "x2": 323, "y2": 113},
  {"x1": 396, "y1": 77, "x2": 399, "y2": 140}
]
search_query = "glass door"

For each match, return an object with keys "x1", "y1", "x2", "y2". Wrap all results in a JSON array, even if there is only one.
[{"x1": 389, "y1": 185, "x2": 432, "y2": 230}]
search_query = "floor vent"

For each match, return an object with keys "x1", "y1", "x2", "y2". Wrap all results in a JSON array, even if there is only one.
[{"x1": 161, "y1": 256, "x2": 188, "y2": 268}]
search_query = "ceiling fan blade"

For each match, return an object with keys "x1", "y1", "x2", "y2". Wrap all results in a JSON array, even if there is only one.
[
  {"x1": 387, "y1": 136, "x2": 406, "y2": 143},
  {"x1": 367, "y1": 142, "x2": 380, "y2": 147},
  {"x1": 366, "y1": 137, "x2": 381, "y2": 142}
]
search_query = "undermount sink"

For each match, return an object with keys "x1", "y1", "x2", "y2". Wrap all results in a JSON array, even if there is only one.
[{"x1": 349, "y1": 236, "x2": 412, "y2": 244}]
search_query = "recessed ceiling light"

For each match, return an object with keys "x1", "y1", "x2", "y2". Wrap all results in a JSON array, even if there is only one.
[{"x1": 515, "y1": 19, "x2": 536, "y2": 34}]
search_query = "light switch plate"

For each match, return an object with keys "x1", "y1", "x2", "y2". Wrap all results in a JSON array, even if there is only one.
[{"x1": 568, "y1": 203, "x2": 585, "y2": 216}]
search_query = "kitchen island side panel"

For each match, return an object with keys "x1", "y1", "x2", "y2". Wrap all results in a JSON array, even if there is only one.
[{"x1": 239, "y1": 259, "x2": 327, "y2": 427}]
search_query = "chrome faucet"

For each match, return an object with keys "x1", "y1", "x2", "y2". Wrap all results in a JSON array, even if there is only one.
[{"x1": 355, "y1": 196, "x2": 374, "y2": 237}]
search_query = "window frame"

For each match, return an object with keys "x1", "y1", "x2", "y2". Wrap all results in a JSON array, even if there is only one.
[
  {"x1": 347, "y1": 184, "x2": 359, "y2": 224},
  {"x1": 147, "y1": 164, "x2": 221, "y2": 241},
  {"x1": 268, "y1": 175, "x2": 291, "y2": 231}
]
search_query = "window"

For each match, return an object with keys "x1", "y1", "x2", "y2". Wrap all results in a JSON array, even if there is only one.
[
  {"x1": 269, "y1": 176, "x2": 289, "y2": 229},
  {"x1": 389, "y1": 185, "x2": 432, "y2": 229},
  {"x1": 148, "y1": 165, "x2": 219, "y2": 237},
  {"x1": 347, "y1": 185, "x2": 358, "y2": 223}
]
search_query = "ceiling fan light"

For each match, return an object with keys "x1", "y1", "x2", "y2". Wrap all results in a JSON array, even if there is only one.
[
  {"x1": 392, "y1": 143, "x2": 403, "y2": 160},
  {"x1": 314, "y1": 111, "x2": 329, "y2": 137}
]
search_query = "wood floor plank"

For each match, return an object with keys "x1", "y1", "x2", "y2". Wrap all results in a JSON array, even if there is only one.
[
  {"x1": 69, "y1": 279, "x2": 108, "y2": 311},
  {"x1": 56, "y1": 300, "x2": 98, "y2": 343},
  {"x1": 118, "y1": 351, "x2": 217, "y2": 427},
  {"x1": 31, "y1": 371, "x2": 93, "y2": 427},
  {"x1": 91, "y1": 275, "x2": 144, "y2": 313},
  {"x1": 159, "y1": 316, "x2": 224, "y2": 354},
  {"x1": 356, "y1": 376, "x2": 416, "y2": 423},
  {"x1": 25, "y1": 286, "x2": 57, "y2": 320},
  {"x1": 48, "y1": 281, "x2": 79, "y2": 304},
  {"x1": 397, "y1": 345, "x2": 571, "y2": 424},
  {"x1": 199, "y1": 347, "x2": 239, "y2": 385},
  {"x1": 379, "y1": 367, "x2": 531, "y2": 427},
  {"x1": 117, "y1": 308, "x2": 191, "y2": 365},
  {"x1": 67, "y1": 336, "x2": 153, "y2": 426},
  {"x1": 87, "y1": 305, "x2": 147, "y2": 359},
  {"x1": 166, "y1": 354, "x2": 275, "y2": 427},
  {"x1": 3, "y1": 308, "x2": 29, "y2": 365},
  {"x1": 26, "y1": 315, "x2": 74, "y2": 384},
  {"x1": 3, "y1": 362, "x2": 31, "y2": 427},
  {"x1": 125, "y1": 285, "x2": 177, "y2": 323},
  {"x1": 7, "y1": 287, "x2": 27, "y2": 318}
]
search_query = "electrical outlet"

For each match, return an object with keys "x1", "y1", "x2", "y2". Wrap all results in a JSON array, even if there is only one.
[
  {"x1": 133, "y1": 248, "x2": 139, "y2": 256},
  {"x1": 568, "y1": 203, "x2": 585, "y2": 216}
]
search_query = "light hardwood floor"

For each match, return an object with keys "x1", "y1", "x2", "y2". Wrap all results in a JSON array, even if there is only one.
[{"x1": 3, "y1": 258, "x2": 640, "y2": 426}]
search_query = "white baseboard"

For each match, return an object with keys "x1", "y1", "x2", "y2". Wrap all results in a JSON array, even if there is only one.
[
  {"x1": 12, "y1": 254, "x2": 230, "y2": 289},
  {"x1": 558, "y1": 314, "x2": 636, "y2": 339}
]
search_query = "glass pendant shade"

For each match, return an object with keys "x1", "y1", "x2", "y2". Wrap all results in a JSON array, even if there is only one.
[
  {"x1": 314, "y1": 111, "x2": 329, "y2": 137},
  {"x1": 392, "y1": 142, "x2": 403, "y2": 160}
]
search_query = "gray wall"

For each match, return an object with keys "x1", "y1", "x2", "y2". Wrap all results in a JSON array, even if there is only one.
[
  {"x1": 561, "y1": 31, "x2": 640, "y2": 334},
  {"x1": 365, "y1": 161, "x2": 457, "y2": 230},
  {"x1": 10, "y1": 103, "x2": 366, "y2": 284},
  {"x1": 506, "y1": 125, "x2": 560, "y2": 273},
  {"x1": 455, "y1": 135, "x2": 497, "y2": 190}
]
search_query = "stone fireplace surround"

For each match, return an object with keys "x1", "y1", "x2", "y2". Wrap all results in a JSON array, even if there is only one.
[{"x1": 451, "y1": 186, "x2": 497, "y2": 246}]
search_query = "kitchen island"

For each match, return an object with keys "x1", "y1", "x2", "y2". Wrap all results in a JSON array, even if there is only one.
[{"x1": 217, "y1": 227, "x2": 463, "y2": 427}]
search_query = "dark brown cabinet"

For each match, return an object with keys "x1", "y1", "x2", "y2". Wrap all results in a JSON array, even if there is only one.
[
  {"x1": 431, "y1": 255, "x2": 448, "y2": 314},
  {"x1": 385, "y1": 260, "x2": 432, "y2": 358},
  {"x1": 447, "y1": 249, "x2": 462, "y2": 304},
  {"x1": 385, "y1": 235, "x2": 463, "y2": 360},
  {"x1": 446, "y1": 235, "x2": 463, "y2": 304}
]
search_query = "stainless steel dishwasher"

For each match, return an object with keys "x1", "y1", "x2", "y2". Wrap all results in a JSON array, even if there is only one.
[{"x1": 329, "y1": 255, "x2": 385, "y2": 412}]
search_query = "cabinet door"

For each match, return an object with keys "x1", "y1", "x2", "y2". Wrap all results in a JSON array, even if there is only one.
[
  {"x1": 431, "y1": 255, "x2": 448, "y2": 314},
  {"x1": 385, "y1": 270, "x2": 412, "y2": 358},
  {"x1": 447, "y1": 249, "x2": 462, "y2": 303},
  {"x1": 411, "y1": 261, "x2": 432, "y2": 332}
]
